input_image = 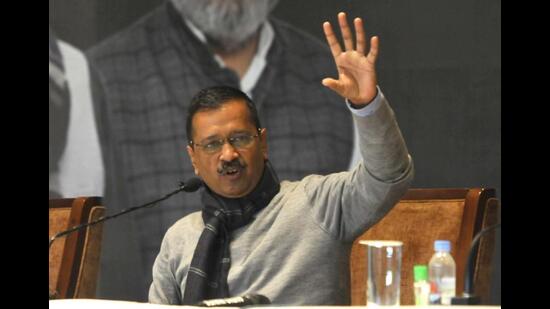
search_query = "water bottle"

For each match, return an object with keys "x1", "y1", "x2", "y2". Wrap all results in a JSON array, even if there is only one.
[{"x1": 428, "y1": 240, "x2": 456, "y2": 305}]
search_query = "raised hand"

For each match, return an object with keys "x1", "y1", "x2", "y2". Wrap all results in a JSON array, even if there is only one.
[{"x1": 322, "y1": 12, "x2": 379, "y2": 106}]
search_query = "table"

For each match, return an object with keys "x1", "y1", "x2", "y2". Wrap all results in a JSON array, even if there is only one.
[{"x1": 49, "y1": 299, "x2": 502, "y2": 309}]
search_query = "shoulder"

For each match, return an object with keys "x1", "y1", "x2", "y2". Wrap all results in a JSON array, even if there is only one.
[
  {"x1": 161, "y1": 211, "x2": 204, "y2": 250},
  {"x1": 301, "y1": 170, "x2": 352, "y2": 198},
  {"x1": 87, "y1": 4, "x2": 168, "y2": 61},
  {"x1": 277, "y1": 172, "x2": 348, "y2": 201},
  {"x1": 269, "y1": 17, "x2": 328, "y2": 53},
  {"x1": 264, "y1": 180, "x2": 305, "y2": 209},
  {"x1": 57, "y1": 41, "x2": 86, "y2": 66},
  {"x1": 57, "y1": 40, "x2": 91, "y2": 87},
  {"x1": 268, "y1": 17, "x2": 337, "y2": 83},
  {"x1": 167, "y1": 211, "x2": 203, "y2": 235}
]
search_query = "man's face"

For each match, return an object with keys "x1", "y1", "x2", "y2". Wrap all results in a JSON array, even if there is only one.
[
  {"x1": 171, "y1": 0, "x2": 279, "y2": 53},
  {"x1": 187, "y1": 100, "x2": 268, "y2": 198}
]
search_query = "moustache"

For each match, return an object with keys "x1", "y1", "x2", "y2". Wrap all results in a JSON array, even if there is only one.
[{"x1": 217, "y1": 159, "x2": 247, "y2": 175}]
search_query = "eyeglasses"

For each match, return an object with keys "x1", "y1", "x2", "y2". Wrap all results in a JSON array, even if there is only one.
[{"x1": 190, "y1": 129, "x2": 261, "y2": 154}]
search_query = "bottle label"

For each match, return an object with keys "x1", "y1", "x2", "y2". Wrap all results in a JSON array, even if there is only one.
[
  {"x1": 429, "y1": 276, "x2": 455, "y2": 305},
  {"x1": 439, "y1": 277, "x2": 456, "y2": 305}
]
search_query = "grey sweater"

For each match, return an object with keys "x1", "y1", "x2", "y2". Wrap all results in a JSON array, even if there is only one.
[{"x1": 149, "y1": 91, "x2": 414, "y2": 305}]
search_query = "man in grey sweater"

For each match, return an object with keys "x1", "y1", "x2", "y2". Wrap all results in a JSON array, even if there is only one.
[{"x1": 149, "y1": 12, "x2": 414, "y2": 305}]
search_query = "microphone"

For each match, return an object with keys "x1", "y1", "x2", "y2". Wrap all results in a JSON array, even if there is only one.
[
  {"x1": 49, "y1": 177, "x2": 202, "y2": 249},
  {"x1": 48, "y1": 177, "x2": 203, "y2": 299},
  {"x1": 195, "y1": 294, "x2": 271, "y2": 307},
  {"x1": 451, "y1": 223, "x2": 501, "y2": 305}
]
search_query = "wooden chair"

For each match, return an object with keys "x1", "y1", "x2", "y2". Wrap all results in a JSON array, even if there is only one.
[
  {"x1": 49, "y1": 196, "x2": 105, "y2": 299},
  {"x1": 471, "y1": 197, "x2": 500, "y2": 304},
  {"x1": 350, "y1": 188, "x2": 498, "y2": 305}
]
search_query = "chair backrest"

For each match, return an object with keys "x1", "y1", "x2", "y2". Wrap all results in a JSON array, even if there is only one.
[
  {"x1": 49, "y1": 196, "x2": 105, "y2": 299},
  {"x1": 472, "y1": 197, "x2": 500, "y2": 304},
  {"x1": 350, "y1": 188, "x2": 496, "y2": 305}
]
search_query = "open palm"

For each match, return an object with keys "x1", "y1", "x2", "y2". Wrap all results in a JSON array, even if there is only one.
[{"x1": 322, "y1": 12, "x2": 379, "y2": 105}]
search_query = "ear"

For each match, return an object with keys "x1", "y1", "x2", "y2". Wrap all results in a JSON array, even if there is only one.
[
  {"x1": 259, "y1": 128, "x2": 268, "y2": 160},
  {"x1": 186, "y1": 145, "x2": 200, "y2": 176}
]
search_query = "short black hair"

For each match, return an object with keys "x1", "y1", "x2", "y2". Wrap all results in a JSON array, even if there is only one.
[{"x1": 186, "y1": 86, "x2": 262, "y2": 144}]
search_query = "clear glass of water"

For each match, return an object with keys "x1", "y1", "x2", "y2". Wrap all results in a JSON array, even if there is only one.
[{"x1": 360, "y1": 240, "x2": 403, "y2": 307}]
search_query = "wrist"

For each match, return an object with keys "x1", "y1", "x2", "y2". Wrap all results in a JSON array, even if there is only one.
[
  {"x1": 347, "y1": 88, "x2": 379, "y2": 108},
  {"x1": 348, "y1": 88, "x2": 379, "y2": 107}
]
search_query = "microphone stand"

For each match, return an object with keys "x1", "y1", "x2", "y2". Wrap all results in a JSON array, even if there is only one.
[
  {"x1": 49, "y1": 178, "x2": 202, "y2": 299},
  {"x1": 451, "y1": 223, "x2": 501, "y2": 305}
]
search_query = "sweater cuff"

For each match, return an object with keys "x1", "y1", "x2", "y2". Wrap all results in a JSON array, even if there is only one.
[{"x1": 346, "y1": 86, "x2": 383, "y2": 117}]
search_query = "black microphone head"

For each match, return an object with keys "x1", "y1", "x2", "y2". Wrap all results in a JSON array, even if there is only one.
[{"x1": 182, "y1": 177, "x2": 203, "y2": 192}]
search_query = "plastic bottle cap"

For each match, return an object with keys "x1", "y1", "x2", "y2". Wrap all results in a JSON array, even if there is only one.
[
  {"x1": 434, "y1": 240, "x2": 451, "y2": 252},
  {"x1": 413, "y1": 265, "x2": 428, "y2": 281}
]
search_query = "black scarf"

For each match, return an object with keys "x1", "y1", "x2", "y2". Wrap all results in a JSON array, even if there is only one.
[{"x1": 182, "y1": 161, "x2": 280, "y2": 304}]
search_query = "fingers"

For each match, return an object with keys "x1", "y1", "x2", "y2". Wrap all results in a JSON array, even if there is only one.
[
  {"x1": 329, "y1": 13, "x2": 368, "y2": 55},
  {"x1": 338, "y1": 12, "x2": 354, "y2": 51},
  {"x1": 322, "y1": 77, "x2": 344, "y2": 94},
  {"x1": 323, "y1": 21, "x2": 342, "y2": 59},
  {"x1": 366, "y1": 36, "x2": 379, "y2": 65},
  {"x1": 354, "y1": 18, "x2": 366, "y2": 54}
]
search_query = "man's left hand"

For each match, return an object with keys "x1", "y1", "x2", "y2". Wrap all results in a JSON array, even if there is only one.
[{"x1": 322, "y1": 12, "x2": 379, "y2": 106}]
